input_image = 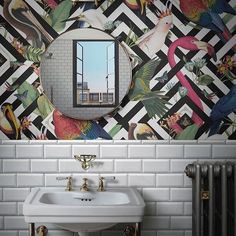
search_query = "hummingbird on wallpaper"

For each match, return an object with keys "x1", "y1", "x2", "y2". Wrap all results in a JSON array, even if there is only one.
[{"x1": 202, "y1": 89, "x2": 217, "y2": 100}]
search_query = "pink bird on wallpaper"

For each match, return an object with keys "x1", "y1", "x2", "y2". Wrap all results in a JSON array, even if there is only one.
[
  {"x1": 136, "y1": 1, "x2": 173, "y2": 58},
  {"x1": 167, "y1": 36, "x2": 216, "y2": 127},
  {"x1": 53, "y1": 110, "x2": 111, "y2": 140}
]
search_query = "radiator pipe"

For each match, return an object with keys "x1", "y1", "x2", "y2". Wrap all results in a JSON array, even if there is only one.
[
  {"x1": 234, "y1": 164, "x2": 236, "y2": 236},
  {"x1": 208, "y1": 164, "x2": 214, "y2": 236},
  {"x1": 221, "y1": 164, "x2": 227, "y2": 236},
  {"x1": 194, "y1": 164, "x2": 201, "y2": 236}
]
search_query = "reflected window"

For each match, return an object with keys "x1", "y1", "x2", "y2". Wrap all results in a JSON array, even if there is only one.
[{"x1": 73, "y1": 39, "x2": 119, "y2": 107}]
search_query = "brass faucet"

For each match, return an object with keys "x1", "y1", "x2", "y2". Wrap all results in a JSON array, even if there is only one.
[
  {"x1": 80, "y1": 178, "x2": 89, "y2": 192},
  {"x1": 97, "y1": 176, "x2": 116, "y2": 192},
  {"x1": 97, "y1": 177, "x2": 105, "y2": 192},
  {"x1": 56, "y1": 176, "x2": 73, "y2": 191}
]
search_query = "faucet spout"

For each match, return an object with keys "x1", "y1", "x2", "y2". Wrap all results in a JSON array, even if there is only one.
[{"x1": 80, "y1": 178, "x2": 89, "y2": 192}]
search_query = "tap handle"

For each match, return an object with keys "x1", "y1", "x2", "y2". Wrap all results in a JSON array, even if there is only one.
[
  {"x1": 100, "y1": 176, "x2": 116, "y2": 181},
  {"x1": 56, "y1": 176, "x2": 71, "y2": 181}
]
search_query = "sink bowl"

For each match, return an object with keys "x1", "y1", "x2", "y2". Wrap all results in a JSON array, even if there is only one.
[{"x1": 23, "y1": 187, "x2": 145, "y2": 233}]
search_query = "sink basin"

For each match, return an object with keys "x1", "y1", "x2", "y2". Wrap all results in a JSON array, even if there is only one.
[{"x1": 23, "y1": 187, "x2": 145, "y2": 233}]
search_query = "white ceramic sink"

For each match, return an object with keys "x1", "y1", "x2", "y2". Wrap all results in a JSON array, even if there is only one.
[{"x1": 23, "y1": 187, "x2": 145, "y2": 233}]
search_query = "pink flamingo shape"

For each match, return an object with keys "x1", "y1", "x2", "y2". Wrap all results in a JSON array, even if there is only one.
[{"x1": 167, "y1": 36, "x2": 216, "y2": 127}]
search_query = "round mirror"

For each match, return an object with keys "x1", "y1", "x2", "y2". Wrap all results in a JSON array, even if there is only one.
[{"x1": 40, "y1": 28, "x2": 132, "y2": 120}]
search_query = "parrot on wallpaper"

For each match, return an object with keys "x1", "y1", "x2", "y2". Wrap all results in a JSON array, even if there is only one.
[
  {"x1": 208, "y1": 84, "x2": 236, "y2": 136},
  {"x1": 179, "y1": 0, "x2": 236, "y2": 51},
  {"x1": 53, "y1": 110, "x2": 111, "y2": 140},
  {"x1": 128, "y1": 58, "x2": 171, "y2": 119},
  {"x1": 0, "y1": 103, "x2": 21, "y2": 139},
  {"x1": 128, "y1": 123, "x2": 157, "y2": 140},
  {"x1": 135, "y1": 2, "x2": 173, "y2": 58}
]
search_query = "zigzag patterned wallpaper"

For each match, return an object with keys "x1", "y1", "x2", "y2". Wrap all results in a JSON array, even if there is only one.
[{"x1": 0, "y1": 0, "x2": 236, "y2": 140}]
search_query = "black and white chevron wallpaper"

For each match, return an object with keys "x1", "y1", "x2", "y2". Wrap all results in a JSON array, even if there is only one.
[{"x1": 0, "y1": 0, "x2": 236, "y2": 140}]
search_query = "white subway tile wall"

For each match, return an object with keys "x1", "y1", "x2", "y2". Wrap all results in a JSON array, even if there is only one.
[{"x1": 0, "y1": 140, "x2": 235, "y2": 236}]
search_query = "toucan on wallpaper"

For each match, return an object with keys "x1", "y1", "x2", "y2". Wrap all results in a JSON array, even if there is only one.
[{"x1": 0, "y1": 0, "x2": 236, "y2": 140}]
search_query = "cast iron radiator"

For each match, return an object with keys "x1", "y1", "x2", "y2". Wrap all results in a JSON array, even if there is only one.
[{"x1": 185, "y1": 162, "x2": 236, "y2": 236}]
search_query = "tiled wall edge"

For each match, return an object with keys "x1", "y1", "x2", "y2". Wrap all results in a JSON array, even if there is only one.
[{"x1": 1, "y1": 139, "x2": 234, "y2": 145}]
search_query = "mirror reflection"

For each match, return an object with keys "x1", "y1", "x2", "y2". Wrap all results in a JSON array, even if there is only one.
[
  {"x1": 40, "y1": 28, "x2": 132, "y2": 120},
  {"x1": 73, "y1": 40, "x2": 118, "y2": 107}
]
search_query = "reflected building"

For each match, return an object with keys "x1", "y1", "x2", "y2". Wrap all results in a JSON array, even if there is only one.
[{"x1": 77, "y1": 82, "x2": 114, "y2": 105}]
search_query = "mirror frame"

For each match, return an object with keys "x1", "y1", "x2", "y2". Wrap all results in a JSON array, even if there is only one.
[{"x1": 40, "y1": 27, "x2": 132, "y2": 120}]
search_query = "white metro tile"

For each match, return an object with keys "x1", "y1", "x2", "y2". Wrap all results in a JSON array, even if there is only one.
[
  {"x1": 3, "y1": 160, "x2": 30, "y2": 173},
  {"x1": 143, "y1": 160, "x2": 169, "y2": 173},
  {"x1": 171, "y1": 188, "x2": 192, "y2": 201},
  {"x1": 128, "y1": 145, "x2": 156, "y2": 158},
  {"x1": 59, "y1": 159, "x2": 82, "y2": 172},
  {"x1": 145, "y1": 202, "x2": 156, "y2": 216},
  {"x1": 156, "y1": 145, "x2": 184, "y2": 158},
  {"x1": 185, "y1": 231, "x2": 192, "y2": 236},
  {"x1": 156, "y1": 174, "x2": 184, "y2": 187},
  {"x1": 184, "y1": 145, "x2": 211, "y2": 158},
  {"x1": 44, "y1": 145, "x2": 71, "y2": 158},
  {"x1": 17, "y1": 174, "x2": 44, "y2": 187},
  {"x1": 0, "y1": 174, "x2": 16, "y2": 186},
  {"x1": 115, "y1": 160, "x2": 141, "y2": 172},
  {"x1": 17, "y1": 202, "x2": 24, "y2": 215},
  {"x1": 0, "y1": 145, "x2": 15, "y2": 158},
  {"x1": 3, "y1": 188, "x2": 30, "y2": 201},
  {"x1": 103, "y1": 174, "x2": 127, "y2": 187},
  {"x1": 0, "y1": 189, "x2": 2, "y2": 201},
  {"x1": 0, "y1": 202, "x2": 17, "y2": 215},
  {"x1": 102, "y1": 231, "x2": 121, "y2": 236},
  {"x1": 171, "y1": 160, "x2": 193, "y2": 172},
  {"x1": 171, "y1": 216, "x2": 192, "y2": 229},
  {"x1": 157, "y1": 230, "x2": 184, "y2": 236},
  {"x1": 31, "y1": 159, "x2": 58, "y2": 172},
  {"x1": 0, "y1": 231, "x2": 18, "y2": 236},
  {"x1": 156, "y1": 202, "x2": 183, "y2": 216},
  {"x1": 4, "y1": 216, "x2": 28, "y2": 230},
  {"x1": 143, "y1": 216, "x2": 170, "y2": 230},
  {"x1": 89, "y1": 160, "x2": 114, "y2": 173},
  {"x1": 128, "y1": 174, "x2": 155, "y2": 187},
  {"x1": 184, "y1": 175, "x2": 192, "y2": 187},
  {"x1": 137, "y1": 231, "x2": 156, "y2": 236},
  {"x1": 45, "y1": 174, "x2": 72, "y2": 187},
  {"x1": 143, "y1": 188, "x2": 170, "y2": 201},
  {"x1": 16, "y1": 145, "x2": 43, "y2": 158},
  {"x1": 212, "y1": 145, "x2": 236, "y2": 158},
  {"x1": 100, "y1": 145, "x2": 127, "y2": 158},
  {"x1": 184, "y1": 202, "x2": 192, "y2": 215},
  {"x1": 0, "y1": 217, "x2": 3, "y2": 229},
  {"x1": 72, "y1": 145, "x2": 99, "y2": 157}
]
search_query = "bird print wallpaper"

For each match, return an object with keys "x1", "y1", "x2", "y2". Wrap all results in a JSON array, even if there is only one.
[{"x1": 0, "y1": 0, "x2": 236, "y2": 140}]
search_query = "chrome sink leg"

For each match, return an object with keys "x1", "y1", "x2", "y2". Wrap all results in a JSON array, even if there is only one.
[
  {"x1": 29, "y1": 223, "x2": 35, "y2": 236},
  {"x1": 135, "y1": 222, "x2": 141, "y2": 236}
]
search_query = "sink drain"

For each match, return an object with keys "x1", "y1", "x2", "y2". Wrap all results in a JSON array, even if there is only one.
[{"x1": 80, "y1": 198, "x2": 92, "y2": 202}]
